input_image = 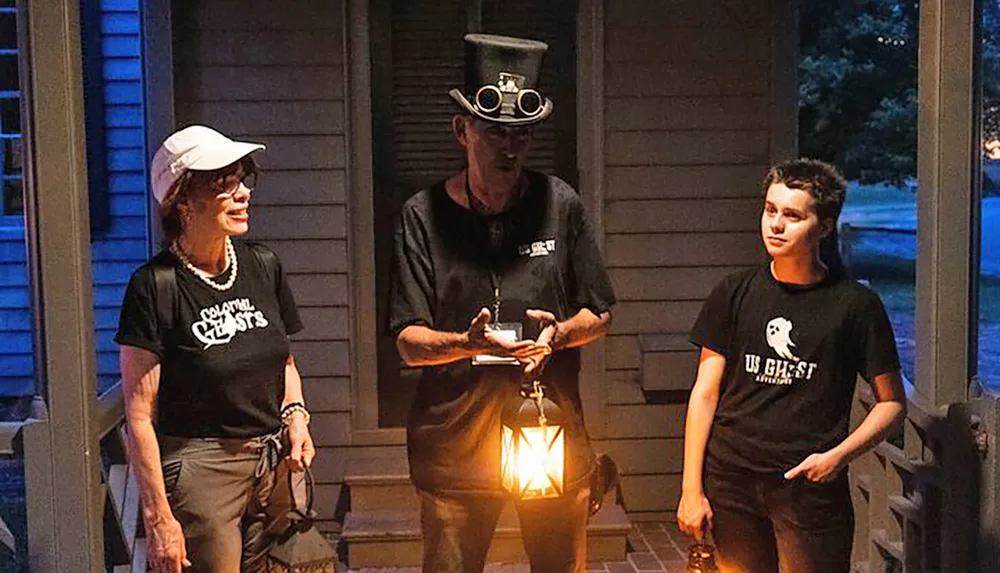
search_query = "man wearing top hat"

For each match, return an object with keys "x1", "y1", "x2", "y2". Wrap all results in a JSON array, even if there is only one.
[{"x1": 388, "y1": 33, "x2": 617, "y2": 573}]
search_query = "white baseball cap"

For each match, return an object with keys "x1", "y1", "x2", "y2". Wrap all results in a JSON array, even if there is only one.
[{"x1": 150, "y1": 125, "x2": 265, "y2": 204}]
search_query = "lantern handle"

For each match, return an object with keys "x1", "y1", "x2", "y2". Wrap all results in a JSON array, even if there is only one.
[
  {"x1": 287, "y1": 466, "x2": 317, "y2": 521},
  {"x1": 528, "y1": 379, "x2": 548, "y2": 426}
]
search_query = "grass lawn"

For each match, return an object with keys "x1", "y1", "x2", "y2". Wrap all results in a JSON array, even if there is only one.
[
  {"x1": 845, "y1": 181, "x2": 1000, "y2": 392},
  {"x1": 845, "y1": 181, "x2": 918, "y2": 208},
  {"x1": 851, "y1": 263, "x2": 1000, "y2": 391}
]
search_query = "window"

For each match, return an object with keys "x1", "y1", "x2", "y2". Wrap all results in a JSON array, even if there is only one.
[
  {"x1": 978, "y1": 0, "x2": 1000, "y2": 392},
  {"x1": 0, "y1": 0, "x2": 150, "y2": 398},
  {"x1": 0, "y1": 0, "x2": 34, "y2": 418},
  {"x1": 800, "y1": 0, "x2": 920, "y2": 381},
  {"x1": 0, "y1": 2, "x2": 23, "y2": 219},
  {"x1": 82, "y1": 0, "x2": 150, "y2": 394},
  {"x1": 0, "y1": 2, "x2": 32, "y2": 568}
]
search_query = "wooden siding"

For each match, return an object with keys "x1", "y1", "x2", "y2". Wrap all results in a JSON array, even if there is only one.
[
  {"x1": 172, "y1": 0, "x2": 350, "y2": 528},
  {"x1": 168, "y1": 0, "x2": 795, "y2": 526},
  {"x1": 0, "y1": 0, "x2": 148, "y2": 395},
  {"x1": 0, "y1": 228, "x2": 33, "y2": 395},
  {"x1": 600, "y1": 0, "x2": 788, "y2": 515},
  {"x1": 93, "y1": 0, "x2": 149, "y2": 392}
]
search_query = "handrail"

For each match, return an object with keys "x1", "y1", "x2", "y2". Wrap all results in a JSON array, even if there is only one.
[
  {"x1": 0, "y1": 514, "x2": 14, "y2": 553},
  {"x1": 0, "y1": 421, "x2": 22, "y2": 456},
  {"x1": 97, "y1": 381, "x2": 125, "y2": 439},
  {"x1": 1, "y1": 382, "x2": 124, "y2": 456},
  {"x1": 856, "y1": 376, "x2": 943, "y2": 438}
]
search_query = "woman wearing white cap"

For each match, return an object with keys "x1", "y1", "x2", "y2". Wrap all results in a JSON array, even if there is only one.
[{"x1": 115, "y1": 125, "x2": 315, "y2": 573}]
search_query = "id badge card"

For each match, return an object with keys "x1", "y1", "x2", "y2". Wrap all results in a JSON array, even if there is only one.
[{"x1": 471, "y1": 322, "x2": 522, "y2": 366}]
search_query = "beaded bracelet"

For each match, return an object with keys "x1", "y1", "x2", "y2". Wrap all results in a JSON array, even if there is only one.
[
  {"x1": 281, "y1": 403, "x2": 311, "y2": 426},
  {"x1": 281, "y1": 401, "x2": 305, "y2": 415}
]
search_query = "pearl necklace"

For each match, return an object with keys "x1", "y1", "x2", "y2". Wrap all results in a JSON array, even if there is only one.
[{"x1": 171, "y1": 237, "x2": 238, "y2": 291}]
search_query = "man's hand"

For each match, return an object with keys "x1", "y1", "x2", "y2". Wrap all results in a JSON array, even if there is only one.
[
  {"x1": 286, "y1": 413, "x2": 315, "y2": 472},
  {"x1": 784, "y1": 450, "x2": 846, "y2": 483},
  {"x1": 146, "y1": 515, "x2": 191, "y2": 573},
  {"x1": 522, "y1": 309, "x2": 559, "y2": 377},
  {"x1": 466, "y1": 307, "x2": 549, "y2": 360},
  {"x1": 676, "y1": 490, "x2": 713, "y2": 542}
]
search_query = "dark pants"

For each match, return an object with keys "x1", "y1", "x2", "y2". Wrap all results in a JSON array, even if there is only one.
[
  {"x1": 160, "y1": 434, "x2": 291, "y2": 573},
  {"x1": 418, "y1": 485, "x2": 590, "y2": 573},
  {"x1": 704, "y1": 469, "x2": 853, "y2": 573}
]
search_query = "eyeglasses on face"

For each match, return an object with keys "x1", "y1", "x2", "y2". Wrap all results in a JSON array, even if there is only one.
[{"x1": 212, "y1": 170, "x2": 258, "y2": 197}]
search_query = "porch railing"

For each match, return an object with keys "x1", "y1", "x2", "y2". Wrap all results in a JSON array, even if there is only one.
[
  {"x1": 0, "y1": 383, "x2": 144, "y2": 572},
  {"x1": 850, "y1": 378, "x2": 998, "y2": 573}
]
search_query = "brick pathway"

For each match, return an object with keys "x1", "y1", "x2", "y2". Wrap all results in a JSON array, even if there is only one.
[{"x1": 341, "y1": 521, "x2": 694, "y2": 573}]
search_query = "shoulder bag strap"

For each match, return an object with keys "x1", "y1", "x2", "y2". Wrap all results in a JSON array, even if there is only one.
[{"x1": 151, "y1": 259, "x2": 177, "y2": 335}]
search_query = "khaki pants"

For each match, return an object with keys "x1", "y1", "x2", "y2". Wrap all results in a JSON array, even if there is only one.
[{"x1": 160, "y1": 434, "x2": 291, "y2": 573}]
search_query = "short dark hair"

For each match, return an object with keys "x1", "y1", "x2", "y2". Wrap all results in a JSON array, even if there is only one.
[
  {"x1": 158, "y1": 155, "x2": 258, "y2": 247},
  {"x1": 762, "y1": 158, "x2": 847, "y2": 222}
]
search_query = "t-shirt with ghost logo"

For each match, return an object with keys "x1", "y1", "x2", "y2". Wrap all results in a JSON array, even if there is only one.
[
  {"x1": 388, "y1": 171, "x2": 617, "y2": 495},
  {"x1": 689, "y1": 264, "x2": 900, "y2": 475},
  {"x1": 115, "y1": 241, "x2": 303, "y2": 439}
]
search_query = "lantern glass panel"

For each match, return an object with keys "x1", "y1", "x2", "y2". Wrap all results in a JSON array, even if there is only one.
[
  {"x1": 515, "y1": 424, "x2": 564, "y2": 499},
  {"x1": 501, "y1": 423, "x2": 516, "y2": 492}
]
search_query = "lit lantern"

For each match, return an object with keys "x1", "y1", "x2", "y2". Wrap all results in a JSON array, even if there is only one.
[
  {"x1": 501, "y1": 380, "x2": 566, "y2": 500},
  {"x1": 686, "y1": 543, "x2": 719, "y2": 573}
]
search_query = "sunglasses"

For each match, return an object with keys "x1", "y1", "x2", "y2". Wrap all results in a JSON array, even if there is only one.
[{"x1": 210, "y1": 170, "x2": 258, "y2": 197}]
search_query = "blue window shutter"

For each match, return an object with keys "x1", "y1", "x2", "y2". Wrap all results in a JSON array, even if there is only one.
[{"x1": 81, "y1": 0, "x2": 111, "y2": 232}]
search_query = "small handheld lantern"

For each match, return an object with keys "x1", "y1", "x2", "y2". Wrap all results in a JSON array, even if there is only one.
[
  {"x1": 267, "y1": 468, "x2": 337, "y2": 573},
  {"x1": 501, "y1": 380, "x2": 566, "y2": 500},
  {"x1": 686, "y1": 543, "x2": 719, "y2": 573}
]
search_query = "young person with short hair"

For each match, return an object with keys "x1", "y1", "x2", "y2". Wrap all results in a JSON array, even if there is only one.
[{"x1": 677, "y1": 158, "x2": 907, "y2": 573}]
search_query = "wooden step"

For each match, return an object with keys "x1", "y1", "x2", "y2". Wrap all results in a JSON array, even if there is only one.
[
  {"x1": 132, "y1": 537, "x2": 147, "y2": 573},
  {"x1": 343, "y1": 446, "x2": 417, "y2": 512},
  {"x1": 106, "y1": 462, "x2": 141, "y2": 564},
  {"x1": 121, "y1": 467, "x2": 142, "y2": 555},
  {"x1": 342, "y1": 494, "x2": 630, "y2": 568},
  {"x1": 108, "y1": 464, "x2": 128, "y2": 522},
  {"x1": 638, "y1": 334, "x2": 698, "y2": 392},
  {"x1": 343, "y1": 447, "x2": 630, "y2": 568}
]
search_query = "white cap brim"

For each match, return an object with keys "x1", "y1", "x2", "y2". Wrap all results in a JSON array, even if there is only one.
[
  {"x1": 184, "y1": 140, "x2": 266, "y2": 172},
  {"x1": 151, "y1": 125, "x2": 266, "y2": 204}
]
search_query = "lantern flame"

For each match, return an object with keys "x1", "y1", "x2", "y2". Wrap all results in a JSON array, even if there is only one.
[
  {"x1": 501, "y1": 381, "x2": 566, "y2": 500},
  {"x1": 502, "y1": 424, "x2": 564, "y2": 498}
]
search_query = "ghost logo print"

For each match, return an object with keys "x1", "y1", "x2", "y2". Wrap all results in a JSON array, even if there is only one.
[
  {"x1": 191, "y1": 297, "x2": 270, "y2": 349},
  {"x1": 765, "y1": 317, "x2": 799, "y2": 361},
  {"x1": 743, "y1": 316, "x2": 819, "y2": 386}
]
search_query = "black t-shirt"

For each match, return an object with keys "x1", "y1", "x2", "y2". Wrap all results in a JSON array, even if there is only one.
[
  {"x1": 389, "y1": 170, "x2": 617, "y2": 495},
  {"x1": 690, "y1": 264, "x2": 900, "y2": 475},
  {"x1": 115, "y1": 241, "x2": 303, "y2": 438}
]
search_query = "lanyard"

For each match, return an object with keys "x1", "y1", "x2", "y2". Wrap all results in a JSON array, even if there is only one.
[
  {"x1": 467, "y1": 173, "x2": 503, "y2": 326},
  {"x1": 489, "y1": 267, "x2": 501, "y2": 326}
]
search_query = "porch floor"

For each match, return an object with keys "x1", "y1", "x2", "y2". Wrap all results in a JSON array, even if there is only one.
[{"x1": 339, "y1": 521, "x2": 691, "y2": 572}]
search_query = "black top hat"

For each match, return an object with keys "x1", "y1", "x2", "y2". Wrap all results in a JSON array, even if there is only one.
[{"x1": 449, "y1": 33, "x2": 554, "y2": 126}]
